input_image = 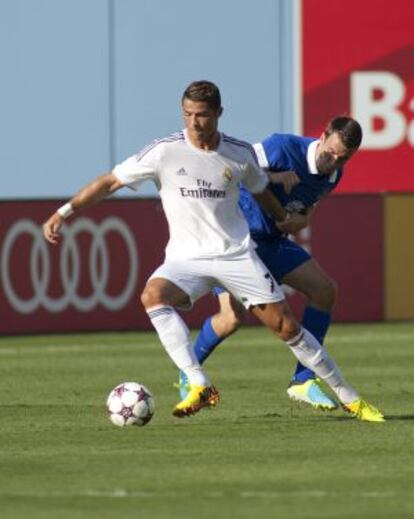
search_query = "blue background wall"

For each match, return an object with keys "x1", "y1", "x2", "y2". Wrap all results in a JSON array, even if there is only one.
[{"x1": 1, "y1": 0, "x2": 297, "y2": 198}]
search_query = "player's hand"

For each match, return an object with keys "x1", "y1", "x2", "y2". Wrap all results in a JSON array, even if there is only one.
[
  {"x1": 269, "y1": 170, "x2": 300, "y2": 194},
  {"x1": 43, "y1": 213, "x2": 64, "y2": 244},
  {"x1": 276, "y1": 211, "x2": 309, "y2": 235}
]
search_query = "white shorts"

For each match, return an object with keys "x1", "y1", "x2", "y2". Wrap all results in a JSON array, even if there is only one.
[{"x1": 148, "y1": 249, "x2": 285, "y2": 309}]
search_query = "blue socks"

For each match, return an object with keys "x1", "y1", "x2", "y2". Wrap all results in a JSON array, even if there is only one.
[
  {"x1": 193, "y1": 317, "x2": 222, "y2": 364},
  {"x1": 292, "y1": 306, "x2": 331, "y2": 383},
  {"x1": 191, "y1": 307, "x2": 331, "y2": 385}
]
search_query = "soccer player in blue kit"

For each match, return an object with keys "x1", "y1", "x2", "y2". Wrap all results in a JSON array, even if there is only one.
[{"x1": 178, "y1": 116, "x2": 364, "y2": 411}]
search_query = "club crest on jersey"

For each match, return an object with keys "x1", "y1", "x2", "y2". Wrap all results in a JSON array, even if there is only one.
[{"x1": 222, "y1": 167, "x2": 233, "y2": 185}]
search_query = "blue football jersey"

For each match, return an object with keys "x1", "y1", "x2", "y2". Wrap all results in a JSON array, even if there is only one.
[{"x1": 240, "y1": 134, "x2": 343, "y2": 240}]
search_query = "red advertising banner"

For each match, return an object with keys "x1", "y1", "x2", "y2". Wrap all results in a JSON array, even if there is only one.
[
  {"x1": 301, "y1": 0, "x2": 414, "y2": 193},
  {"x1": 285, "y1": 194, "x2": 384, "y2": 322},
  {"x1": 0, "y1": 197, "x2": 383, "y2": 335},
  {"x1": 309, "y1": 194, "x2": 384, "y2": 322},
  {"x1": 0, "y1": 199, "x2": 216, "y2": 334}
]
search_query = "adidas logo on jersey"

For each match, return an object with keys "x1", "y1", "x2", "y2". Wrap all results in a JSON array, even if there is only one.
[{"x1": 176, "y1": 167, "x2": 188, "y2": 176}]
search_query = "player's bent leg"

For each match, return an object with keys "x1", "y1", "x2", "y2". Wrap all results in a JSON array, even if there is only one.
[
  {"x1": 281, "y1": 260, "x2": 339, "y2": 409},
  {"x1": 176, "y1": 314, "x2": 219, "y2": 400},
  {"x1": 285, "y1": 327, "x2": 384, "y2": 422},
  {"x1": 251, "y1": 301, "x2": 337, "y2": 410},
  {"x1": 282, "y1": 258, "x2": 338, "y2": 315},
  {"x1": 141, "y1": 275, "x2": 219, "y2": 417},
  {"x1": 195, "y1": 292, "x2": 244, "y2": 363},
  {"x1": 252, "y1": 302, "x2": 384, "y2": 421},
  {"x1": 250, "y1": 299, "x2": 298, "y2": 343}
]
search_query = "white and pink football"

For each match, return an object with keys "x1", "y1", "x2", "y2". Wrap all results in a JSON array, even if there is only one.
[{"x1": 106, "y1": 382, "x2": 155, "y2": 427}]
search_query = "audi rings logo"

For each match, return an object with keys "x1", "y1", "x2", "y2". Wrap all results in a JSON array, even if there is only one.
[{"x1": 1, "y1": 218, "x2": 139, "y2": 314}]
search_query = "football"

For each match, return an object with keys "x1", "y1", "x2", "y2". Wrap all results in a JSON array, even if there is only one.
[{"x1": 106, "y1": 382, "x2": 155, "y2": 427}]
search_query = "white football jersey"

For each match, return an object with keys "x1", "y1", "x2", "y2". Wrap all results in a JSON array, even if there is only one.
[{"x1": 113, "y1": 129, "x2": 269, "y2": 260}]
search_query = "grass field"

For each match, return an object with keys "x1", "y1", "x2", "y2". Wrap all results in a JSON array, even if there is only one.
[{"x1": 1, "y1": 322, "x2": 414, "y2": 518}]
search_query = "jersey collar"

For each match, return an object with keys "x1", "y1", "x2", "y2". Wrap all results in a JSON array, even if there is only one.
[
  {"x1": 307, "y1": 139, "x2": 319, "y2": 174},
  {"x1": 183, "y1": 128, "x2": 222, "y2": 153}
]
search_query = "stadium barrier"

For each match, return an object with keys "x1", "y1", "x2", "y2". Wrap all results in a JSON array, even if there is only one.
[{"x1": 0, "y1": 195, "x2": 410, "y2": 334}]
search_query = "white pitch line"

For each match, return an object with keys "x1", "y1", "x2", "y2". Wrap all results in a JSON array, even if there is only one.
[
  {"x1": 326, "y1": 332, "x2": 414, "y2": 344},
  {"x1": 0, "y1": 489, "x2": 402, "y2": 500},
  {"x1": 226, "y1": 332, "x2": 414, "y2": 347},
  {"x1": 0, "y1": 331, "x2": 413, "y2": 356},
  {"x1": 0, "y1": 343, "x2": 143, "y2": 356}
]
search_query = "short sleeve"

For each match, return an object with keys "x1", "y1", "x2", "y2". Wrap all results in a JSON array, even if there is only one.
[
  {"x1": 260, "y1": 133, "x2": 284, "y2": 170},
  {"x1": 253, "y1": 142, "x2": 269, "y2": 169},
  {"x1": 113, "y1": 143, "x2": 162, "y2": 191}
]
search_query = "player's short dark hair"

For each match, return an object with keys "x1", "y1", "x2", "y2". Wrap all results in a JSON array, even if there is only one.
[
  {"x1": 324, "y1": 116, "x2": 363, "y2": 150},
  {"x1": 182, "y1": 80, "x2": 222, "y2": 111}
]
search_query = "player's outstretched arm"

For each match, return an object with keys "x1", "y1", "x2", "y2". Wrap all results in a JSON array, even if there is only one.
[{"x1": 43, "y1": 172, "x2": 124, "y2": 244}]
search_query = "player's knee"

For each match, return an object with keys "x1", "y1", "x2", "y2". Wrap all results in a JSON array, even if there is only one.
[
  {"x1": 310, "y1": 278, "x2": 338, "y2": 311},
  {"x1": 278, "y1": 316, "x2": 301, "y2": 342},
  {"x1": 321, "y1": 278, "x2": 337, "y2": 310},
  {"x1": 267, "y1": 304, "x2": 299, "y2": 340},
  {"x1": 140, "y1": 284, "x2": 161, "y2": 309}
]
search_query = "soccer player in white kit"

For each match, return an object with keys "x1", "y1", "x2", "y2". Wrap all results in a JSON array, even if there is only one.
[{"x1": 43, "y1": 81, "x2": 384, "y2": 421}]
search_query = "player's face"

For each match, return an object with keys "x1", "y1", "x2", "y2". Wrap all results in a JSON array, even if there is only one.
[
  {"x1": 316, "y1": 132, "x2": 357, "y2": 175},
  {"x1": 182, "y1": 99, "x2": 222, "y2": 148}
]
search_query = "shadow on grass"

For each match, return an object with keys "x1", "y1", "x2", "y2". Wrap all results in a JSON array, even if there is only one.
[
  {"x1": 383, "y1": 414, "x2": 414, "y2": 421},
  {"x1": 238, "y1": 412, "x2": 283, "y2": 419},
  {"x1": 316, "y1": 413, "x2": 414, "y2": 422}
]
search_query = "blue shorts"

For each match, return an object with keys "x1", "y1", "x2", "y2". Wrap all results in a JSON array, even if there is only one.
[{"x1": 212, "y1": 237, "x2": 311, "y2": 296}]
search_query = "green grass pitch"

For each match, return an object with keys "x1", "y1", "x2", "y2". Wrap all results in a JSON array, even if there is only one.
[{"x1": 1, "y1": 322, "x2": 414, "y2": 518}]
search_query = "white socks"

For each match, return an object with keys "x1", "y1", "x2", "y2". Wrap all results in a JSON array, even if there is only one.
[
  {"x1": 147, "y1": 306, "x2": 357, "y2": 402},
  {"x1": 286, "y1": 328, "x2": 359, "y2": 404},
  {"x1": 147, "y1": 305, "x2": 210, "y2": 387}
]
